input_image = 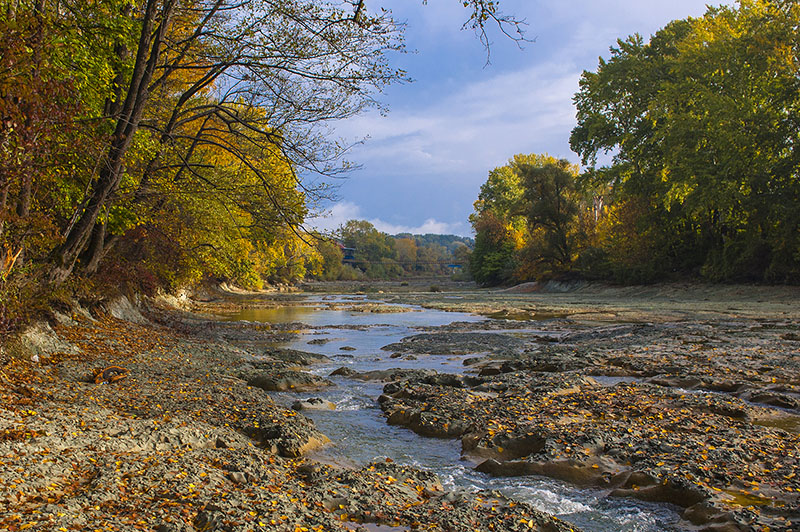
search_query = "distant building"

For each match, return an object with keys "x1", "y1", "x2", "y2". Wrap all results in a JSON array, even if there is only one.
[{"x1": 336, "y1": 242, "x2": 356, "y2": 263}]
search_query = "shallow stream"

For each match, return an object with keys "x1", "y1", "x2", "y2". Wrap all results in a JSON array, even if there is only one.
[{"x1": 221, "y1": 295, "x2": 683, "y2": 531}]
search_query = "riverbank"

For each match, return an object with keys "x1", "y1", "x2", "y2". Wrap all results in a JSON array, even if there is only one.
[
  {"x1": 3, "y1": 281, "x2": 799, "y2": 531},
  {"x1": 0, "y1": 294, "x2": 575, "y2": 532}
]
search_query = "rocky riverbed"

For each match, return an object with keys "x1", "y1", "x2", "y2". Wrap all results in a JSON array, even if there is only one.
[
  {"x1": 2, "y1": 282, "x2": 799, "y2": 531},
  {"x1": 0, "y1": 296, "x2": 574, "y2": 532},
  {"x1": 367, "y1": 283, "x2": 800, "y2": 531}
]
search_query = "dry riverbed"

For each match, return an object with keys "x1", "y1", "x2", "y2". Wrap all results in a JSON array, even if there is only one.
[
  {"x1": 0, "y1": 294, "x2": 573, "y2": 532},
  {"x1": 2, "y1": 281, "x2": 799, "y2": 531}
]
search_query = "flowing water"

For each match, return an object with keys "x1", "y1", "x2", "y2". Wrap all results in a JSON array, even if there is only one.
[{"x1": 220, "y1": 295, "x2": 683, "y2": 531}]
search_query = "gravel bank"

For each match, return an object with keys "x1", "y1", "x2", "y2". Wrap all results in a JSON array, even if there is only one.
[{"x1": 0, "y1": 300, "x2": 576, "y2": 532}]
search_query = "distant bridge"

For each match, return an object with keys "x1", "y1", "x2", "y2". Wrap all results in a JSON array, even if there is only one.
[{"x1": 341, "y1": 258, "x2": 462, "y2": 266}]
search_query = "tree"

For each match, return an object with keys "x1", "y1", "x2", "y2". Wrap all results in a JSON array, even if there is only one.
[
  {"x1": 519, "y1": 159, "x2": 580, "y2": 270},
  {"x1": 0, "y1": 2, "x2": 107, "y2": 278},
  {"x1": 452, "y1": 242, "x2": 472, "y2": 278},
  {"x1": 339, "y1": 219, "x2": 397, "y2": 277},
  {"x1": 46, "y1": 0, "x2": 408, "y2": 283},
  {"x1": 470, "y1": 212, "x2": 516, "y2": 286},
  {"x1": 0, "y1": 0, "x2": 528, "y2": 295},
  {"x1": 416, "y1": 242, "x2": 448, "y2": 275},
  {"x1": 470, "y1": 154, "x2": 569, "y2": 285},
  {"x1": 394, "y1": 237, "x2": 417, "y2": 273},
  {"x1": 471, "y1": 154, "x2": 563, "y2": 223},
  {"x1": 315, "y1": 239, "x2": 344, "y2": 281},
  {"x1": 570, "y1": 0, "x2": 800, "y2": 282}
]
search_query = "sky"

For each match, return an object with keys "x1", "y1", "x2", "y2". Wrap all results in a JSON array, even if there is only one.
[{"x1": 306, "y1": 1, "x2": 729, "y2": 237}]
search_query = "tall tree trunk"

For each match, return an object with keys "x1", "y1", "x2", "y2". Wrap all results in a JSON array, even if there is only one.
[
  {"x1": 49, "y1": 0, "x2": 174, "y2": 284},
  {"x1": 81, "y1": 221, "x2": 119, "y2": 276},
  {"x1": 0, "y1": 182, "x2": 8, "y2": 238},
  {"x1": 13, "y1": 175, "x2": 31, "y2": 267}
]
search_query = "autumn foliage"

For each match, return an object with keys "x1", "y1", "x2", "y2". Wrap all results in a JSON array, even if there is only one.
[
  {"x1": 0, "y1": 0, "x2": 411, "y2": 316},
  {"x1": 473, "y1": 1, "x2": 800, "y2": 286}
]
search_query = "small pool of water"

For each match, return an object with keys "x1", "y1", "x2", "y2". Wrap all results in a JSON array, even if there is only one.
[
  {"x1": 220, "y1": 301, "x2": 485, "y2": 329},
  {"x1": 225, "y1": 295, "x2": 683, "y2": 531},
  {"x1": 591, "y1": 375, "x2": 641, "y2": 387}
]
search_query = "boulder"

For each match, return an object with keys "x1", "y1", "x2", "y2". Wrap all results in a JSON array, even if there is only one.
[
  {"x1": 292, "y1": 398, "x2": 336, "y2": 411},
  {"x1": 461, "y1": 431, "x2": 546, "y2": 461},
  {"x1": 105, "y1": 296, "x2": 149, "y2": 325},
  {"x1": 329, "y1": 366, "x2": 358, "y2": 377},
  {"x1": 384, "y1": 406, "x2": 471, "y2": 438},
  {"x1": 262, "y1": 348, "x2": 331, "y2": 366},
  {"x1": 355, "y1": 368, "x2": 436, "y2": 382},
  {"x1": 19, "y1": 321, "x2": 80, "y2": 359},
  {"x1": 245, "y1": 419, "x2": 330, "y2": 457},
  {"x1": 246, "y1": 370, "x2": 333, "y2": 392}
]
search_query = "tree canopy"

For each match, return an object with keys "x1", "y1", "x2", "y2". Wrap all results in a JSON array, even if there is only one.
[
  {"x1": 570, "y1": 0, "x2": 800, "y2": 282},
  {"x1": 0, "y1": 0, "x2": 522, "y2": 310},
  {"x1": 312, "y1": 220, "x2": 471, "y2": 281},
  {"x1": 471, "y1": 1, "x2": 799, "y2": 286}
]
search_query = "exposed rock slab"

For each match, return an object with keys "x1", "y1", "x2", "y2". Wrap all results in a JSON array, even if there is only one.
[{"x1": 246, "y1": 369, "x2": 334, "y2": 392}]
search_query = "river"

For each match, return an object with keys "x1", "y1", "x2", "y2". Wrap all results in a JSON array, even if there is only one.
[{"x1": 220, "y1": 295, "x2": 683, "y2": 531}]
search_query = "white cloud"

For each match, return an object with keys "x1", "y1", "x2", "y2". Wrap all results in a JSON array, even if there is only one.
[
  {"x1": 304, "y1": 201, "x2": 362, "y2": 234},
  {"x1": 370, "y1": 218, "x2": 469, "y2": 237},
  {"x1": 335, "y1": 59, "x2": 580, "y2": 183},
  {"x1": 335, "y1": 0, "x2": 726, "y2": 185},
  {"x1": 305, "y1": 201, "x2": 471, "y2": 237}
]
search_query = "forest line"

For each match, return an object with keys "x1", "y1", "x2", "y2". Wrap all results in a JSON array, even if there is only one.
[
  {"x1": 471, "y1": 1, "x2": 799, "y2": 286},
  {"x1": 0, "y1": 0, "x2": 516, "y2": 331},
  {"x1": 1, "y1": 0, "x2": 798, "y2": 337}
]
